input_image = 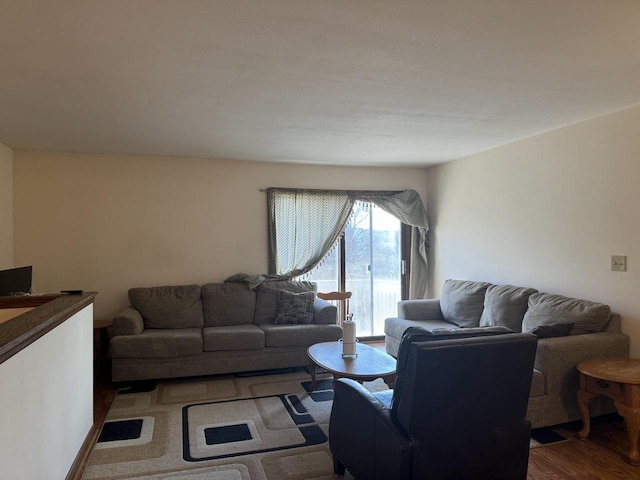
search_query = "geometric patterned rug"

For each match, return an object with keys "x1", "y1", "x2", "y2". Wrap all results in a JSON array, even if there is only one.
[
  {"x1": 83, "y1": 368, "x2": 385, "y2": 479},
  {"x1": 83, "y1": 368, "x2": 565, "y2": 479}
]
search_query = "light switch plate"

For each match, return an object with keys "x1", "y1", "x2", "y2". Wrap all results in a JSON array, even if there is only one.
[{"x1": 611, "y1": 255, "x2": 627, "y2": 272}]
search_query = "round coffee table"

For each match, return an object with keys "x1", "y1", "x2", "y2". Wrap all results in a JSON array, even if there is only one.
[
  {"x1": 577, "y1": 357, "x2": 640, "y2": 465},
  {"x1": 307, "y1": 341, "x2": 397, "y2": 391}
]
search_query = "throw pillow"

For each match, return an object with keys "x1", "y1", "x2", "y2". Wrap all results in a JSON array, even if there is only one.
[
  {"x1": 274, "y1": 290, "x2": 316, "y2": 325},
  {"x1": 439, "y1": 279, "x2": 490, "y2": 328},
  {"x1": 479, "y1": 284, "x2": 538, "y2": 332},
  {"x1": 531, "y1": 322, "x2": 574, "y2": 338},
  {"x1": 522, "y1": 293, "x2": 611, "y2": 335},
  {"x1": 254, "y1": 280, "x2": 317, "y2": 324}
]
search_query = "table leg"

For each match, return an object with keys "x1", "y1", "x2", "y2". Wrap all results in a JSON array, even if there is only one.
[
  {"x1": 308, "y1": 359, "x2": 317, "y2": 391},
  {"x1": 577, "y1": 389, "x2": 597, "y2": 440},
  {"x1": 616, "y1": 402, "x2": 640, "y2": 466},
  {"x1": 382, "y1": 373, "x2": 396, "y2": 389}
]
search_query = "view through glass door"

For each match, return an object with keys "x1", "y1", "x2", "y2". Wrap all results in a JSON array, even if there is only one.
[{"x1": 303, "y1": 202, "x2": 403, "y2": 338}]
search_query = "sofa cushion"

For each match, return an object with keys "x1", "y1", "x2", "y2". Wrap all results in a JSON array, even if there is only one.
[
  {"x1": 275, "y1": 290, "x2": 316, "y2": 325},
  {"x1": 203, "y1": 325, "x2": 265, "y2": 351},
  {"x1": 109, "y1": 328, "x2": 203, "y2": 359},
  {"x1": 260, "y1": 324, "x2": 342, "y2": 347},
  {"x1": 479, "y1": 284, "x2": 538, "y2": 332},
  {"x1": 440, "y1": 279, "x2": 490, "y2": 328},
  {"x1": 202, "y1": 282, "x2": 256, "y2": 327},
  {"x1": 253, "y1": 280, "x2": 317, "y2": 325},
  {"x1": 384, "y1": 317, "x2": 457, "y2": 341},
  {"x1": 531, "y1": 322, "x2": 574, "y2": 338},
  {"x1": 129, "y1": 284, "x2": 204, "y2": 329},
  {"x1": 522, "y1": 293, "x2": 611, "y2": 335}
]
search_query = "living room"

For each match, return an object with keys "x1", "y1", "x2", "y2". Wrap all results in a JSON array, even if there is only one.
[{"x1": 1, "y1": 1, "x2": 639, "y2": 479}]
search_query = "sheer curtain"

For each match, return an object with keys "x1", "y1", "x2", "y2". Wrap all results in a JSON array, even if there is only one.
[
  {"x1": 267, "y1": 188, "x2": 429, "y2": 299},
  {"x1": 267, "y1": 189, "x2": 355, "y2": 278}
]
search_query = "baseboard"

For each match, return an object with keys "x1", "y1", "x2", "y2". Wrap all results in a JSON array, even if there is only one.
[{"x1": 65, "y1": 421, "x2": 101, "y2": 480}]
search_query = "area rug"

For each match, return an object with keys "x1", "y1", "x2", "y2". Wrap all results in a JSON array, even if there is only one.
[
  {"x1": 83, "y1": 368, "x2": 386, "y2": 480},
  {"x1": 84, "y1": 369, "x2": 566, "y2": 479}
]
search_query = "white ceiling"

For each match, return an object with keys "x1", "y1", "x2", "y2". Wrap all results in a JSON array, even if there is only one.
[{"x1": 1, "y1": 1, "x2": 639, "y2": 167}]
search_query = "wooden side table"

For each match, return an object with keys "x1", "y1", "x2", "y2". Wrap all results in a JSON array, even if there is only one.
[{"x1": 577, "y1": 357, "x2": 640, "y2": 465}]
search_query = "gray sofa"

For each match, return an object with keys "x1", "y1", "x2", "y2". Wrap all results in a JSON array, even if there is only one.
[
  {"x1": 384, "y1": 279, "x2": 630, "y2": 429},
  {"x1": 109, "y1": 280, "x2": 342, "y2": 382}
]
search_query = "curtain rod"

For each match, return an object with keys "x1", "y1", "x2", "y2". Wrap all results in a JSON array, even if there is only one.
[{"x1": 259, "y1": 187, "x2": 405, "y2": 194}]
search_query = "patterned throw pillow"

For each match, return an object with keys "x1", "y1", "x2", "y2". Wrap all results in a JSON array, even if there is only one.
[{"x1": 274, "y1": 290, "x2": 316, "y2": 325}]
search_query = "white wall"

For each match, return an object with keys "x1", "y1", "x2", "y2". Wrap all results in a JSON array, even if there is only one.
[
  {"x1": 13, "y1": 151, "x2": 428, "y2": 321},
  {"x1": 426, "y1": 105, "x2": 640, "y2": 357},
  {"x1": 0, "y1": 142, "x2": 13, "y2": 269},
  {"x1": 0, "y1": 305, "x2": 94, "y2": 480}
]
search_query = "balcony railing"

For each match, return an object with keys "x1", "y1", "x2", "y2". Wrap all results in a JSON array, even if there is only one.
[{"x1": 314, "y1": 279, "x2": 400, "y2": 337}]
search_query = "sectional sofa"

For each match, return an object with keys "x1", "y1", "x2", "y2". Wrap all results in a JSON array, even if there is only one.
[
  {"x1": 108, "y1": 280, "x2": 342, "y2": 382},
  {"x1": 385, "y1": 279, "x2": 630, "y2": 428}
]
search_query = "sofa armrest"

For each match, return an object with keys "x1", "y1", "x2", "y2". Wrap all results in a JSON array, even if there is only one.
[
  {"x1": 110, "y1": 307, "x2": 144, "y2": 336},
  {"x1": 397, "y1": 298, "x2": 444, "y2": 321},
  {"x1": 330, "y1": 379, "x2": 411, "y2": 480},
  {"x1": 314, "y1": 297, "x2": 338, "y2": 325},
  {"x1": 534, "y1": 332, "x2": 630, "y2": 394},
  {"x1": 604, "y1": 312, "x2": 622, "y2": 333}
]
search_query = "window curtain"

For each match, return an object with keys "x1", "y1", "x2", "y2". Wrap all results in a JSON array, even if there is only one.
[
  {"x1": 356, "y1": 190, "x2": 429, "y2": 299},
  {"x1": 267, "y1": 189, "x2": 355, "y2": 278},
  {"x1": 267, "y1": 188, "x2": 429, "y2": 299}
]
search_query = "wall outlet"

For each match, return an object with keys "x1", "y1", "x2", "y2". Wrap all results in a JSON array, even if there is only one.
[{"x1": 611, "y1": 255, "x2": 627, "y2": 272}]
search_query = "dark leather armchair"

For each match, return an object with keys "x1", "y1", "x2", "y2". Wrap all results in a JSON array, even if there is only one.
[{"x1": 329, "y1": 327, "x2": 538, "y2": 480}]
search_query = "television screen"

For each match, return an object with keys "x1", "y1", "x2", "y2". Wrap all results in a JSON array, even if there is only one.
[{"x1": 0, "y1": 266, "x2": 33, "y2": 297}]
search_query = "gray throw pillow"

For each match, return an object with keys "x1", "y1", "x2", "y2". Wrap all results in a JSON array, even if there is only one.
[
  {"x1": 479, "y1": 284, "x2": 538, "y2": 332},
  {"x1": 531, "y1": 322, "x2": 574, "y2": 338},
  {"x1": 440, "y1": 279, "x2": 490, "y2": 328},
  {"x1": 254, "y1": 280, "x2": 317, "y2": 324},
  {"x1": 522, "y1": 293, "x2": 611, "y2": 335},
  {"x1": 274, "y1": 290, "x2": 316, "y2": 325},
  {"x1": 129, "y1": 284, "x2": 204, "y2": 329}
]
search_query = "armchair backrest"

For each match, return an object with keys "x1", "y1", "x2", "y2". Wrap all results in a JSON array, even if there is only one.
[
  {"x1": 391, "y1": 326, "x2": 515, "y2": 418},
  {"x1": 392, "y1": 328, "x2": 538, "y2": 479}
]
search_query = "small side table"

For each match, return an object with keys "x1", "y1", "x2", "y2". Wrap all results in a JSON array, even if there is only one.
[{"x1": 577, "y1": 357, "x2": 640, "y2": 465}]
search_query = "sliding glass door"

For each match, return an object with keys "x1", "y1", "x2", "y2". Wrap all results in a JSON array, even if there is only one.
[{"x1": 304, "y1": 202, "x2": 403, "y2": 338}]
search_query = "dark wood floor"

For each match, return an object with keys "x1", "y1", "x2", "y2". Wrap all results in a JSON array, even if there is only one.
[{"x1": 91, "y1": 368, "x2": 638, "y2": 479}]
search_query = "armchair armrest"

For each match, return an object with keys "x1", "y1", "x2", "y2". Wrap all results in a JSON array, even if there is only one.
[
  {"x1": 110, "y1": 307, "x2": 144, "y2": 336},
  {"x1": 330, "y1": 379, "x2": 411, "y2": 480},
  {"x1": 397, "y1": 298, "x2": 444, "y2": 321},
  {"x1": 314, "y1": 297, "x2": 338, "y2": 325}
]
